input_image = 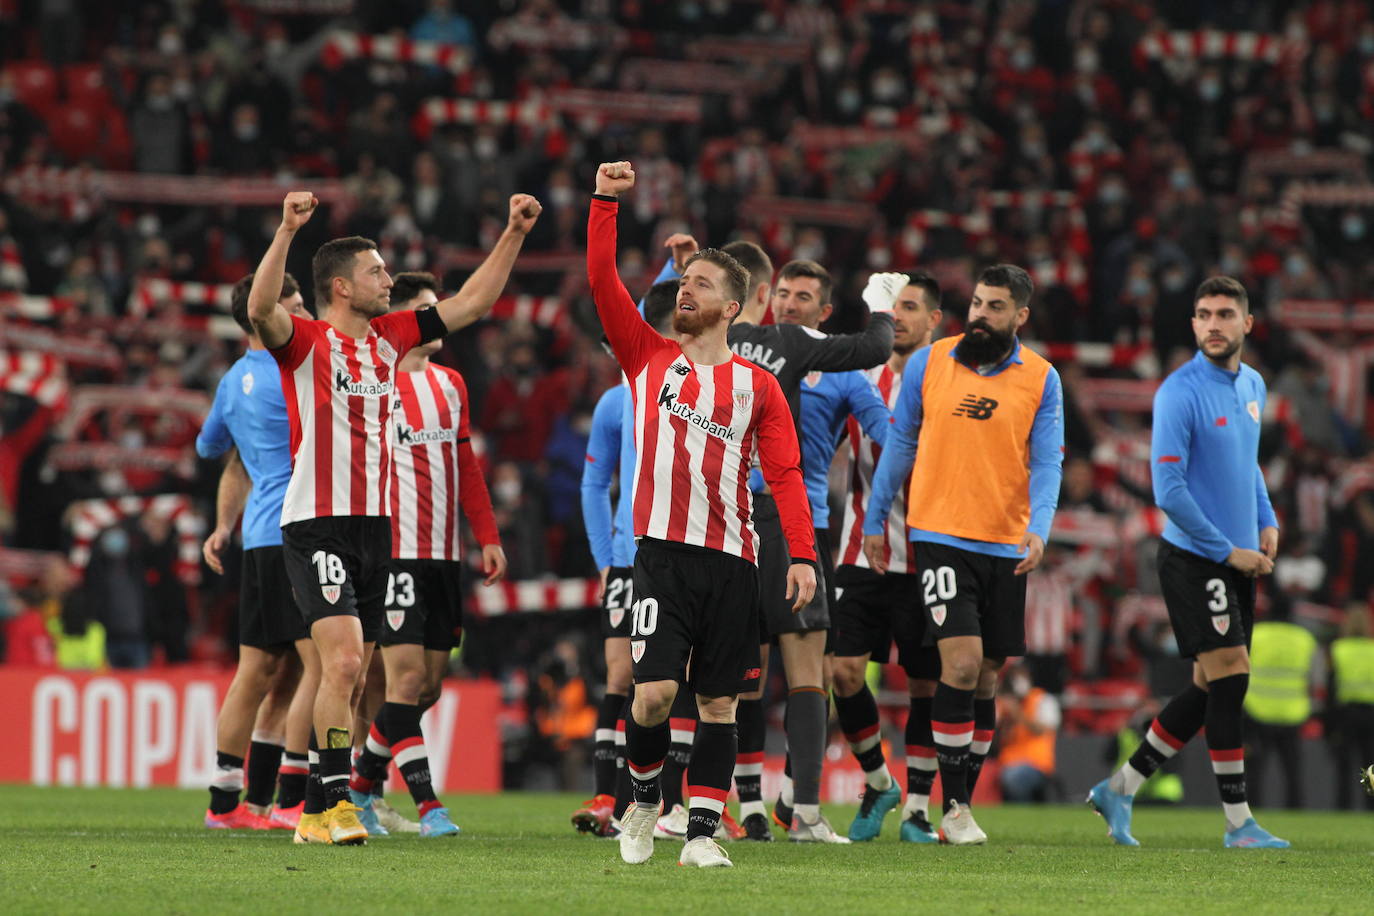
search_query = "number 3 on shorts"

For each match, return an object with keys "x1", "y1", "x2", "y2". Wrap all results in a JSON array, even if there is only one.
[
  {"x1": 1205, "y1": 578, "x2": 1228, "y2": 612},
  {"x1": 630, "y1": 597, "x2": 658, "y2": 637},
  {"x1": 922, "y1": 567, "x2": 957, "y2": 605}
]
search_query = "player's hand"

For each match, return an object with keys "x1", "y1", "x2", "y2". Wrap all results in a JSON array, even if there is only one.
[
  {"x1": 861, "y1": 272, "x2": 910, "y2": 313},
  {"x1": 863, "y1": 534, "x2": 889, "y2": 575},
  {"x1": 597, "y1": 566, "x2": 610, "y2": 602},
  {"x1": 1014, "y1": 532, "x2": 1045, "y2": 576},
  {"x1": 664, "y1": 233, "x2": 699, "y2": 271},
  {"x1": 507, "y1": 193, "x2": 542, "y2": 235},
  {"x1": 281, "y1": 191, "x2": 318, "y2": 232},
  {"x1": 202, "y1": 527, "x2": 231, "y2": 575},
  {"x1": 595, "y1": 161, "x2": 636, "y2": 196},
  {"x1": 785, "y1": 563, "x2": 817, "y2": 613},
  {"x1": 1259, "y1": 526, "x2": 1279, "y2": 560},
  {"x1": 1226, "y1": 547, "x2": 1274, "y2": 578},
  {"x1": 481, "y1": 544, "x2": 508, "y2": 587}
]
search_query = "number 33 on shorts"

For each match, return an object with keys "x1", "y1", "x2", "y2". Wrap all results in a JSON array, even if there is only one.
[
  {"x1": 923, "y1": 566, "x2": 956, "y2": 626},
  {"x1": 629, "y1": 597, "x2": 658, "y2": 663}
]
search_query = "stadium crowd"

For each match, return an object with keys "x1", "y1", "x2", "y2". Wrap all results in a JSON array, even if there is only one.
[{"x1": 3, "y1": 0, "x2": 1374, "y2": 793}]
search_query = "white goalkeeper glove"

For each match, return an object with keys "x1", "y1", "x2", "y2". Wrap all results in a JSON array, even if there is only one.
[{"x1": 861, "y1": 271, "x2": 910, "y2": 313}]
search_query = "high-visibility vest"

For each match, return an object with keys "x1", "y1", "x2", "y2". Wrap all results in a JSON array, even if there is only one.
[
  {"x1": 999, "y1": 688, "x2": 1056, "y2": 773},
  {"x1": 1331, "y1": 636, "x2": 1374, "y2": 705},
  {"x1": 1244, "y1": 621, "x2": 1316, "y2": 726}
]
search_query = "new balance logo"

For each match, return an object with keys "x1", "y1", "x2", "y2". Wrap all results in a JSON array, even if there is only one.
[
  {"x1": 952, "y1": 395, "x2": 999, "y2": 420},
  {"x1": 672, "y1": 362, "x2": 691, "y2": 376},
  {"x1": 334, "y1": 369, "x2": 392, "y2": 397}
]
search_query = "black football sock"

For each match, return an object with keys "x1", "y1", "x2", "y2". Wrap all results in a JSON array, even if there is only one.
[
  {"x1": 276, "y1": 750, "x2": 308, "y2": 809},
  {"x1": 932, "y1": 682, "x2": 975, "y2": 811},
  {"x1": 733, "y1": 696, "x2": 766, "y2": 817},
  {"x1": 318, "y1": 727, "x2": 353, "y2": 809},
  {"x1": 786, "y1": 686, "x2": 828, "y2": 820},
  {"x1": 209, "y1": 751, "x2": 244, "y2": 815},
  {"x1": 1205, "y1": 674, "x2": 1253, "y2": 830},
  {"x1": 384, "y1": 701, "x2": 441, "y2": 816},
  {"x1": 685, "y1": 721, "x2": 737, "y2": 841},
  {"x1": 625, "y1": 713, "x2": 670, "y2": 807},
  {"x1": 594, "y1": 692, "x2": 626, "y2": 798},
  {"x1": 834, "y1": 685, "x2": 892, "y2": 789},
  {"x1": 350, "y1": 706, "x2": 392, "y2": 794},
  {"x1": 904, "y1": 694, "x2": 936, "y2": 819},
  {"x1": 661, "y1": 688, "x2": 697, "y2": 811},
  {"x1": 966, "y1": 697, "x2": 996, "y2": 794},
  {"x1": 304, "y1": 733, "x2": 325, "y2": 816},
  {"x1": 1112, "y1": 684, "x2": 1207, "y2": 795},
  {"x1": 244, "y1": 736, "x2": 284, "y2": 809}
]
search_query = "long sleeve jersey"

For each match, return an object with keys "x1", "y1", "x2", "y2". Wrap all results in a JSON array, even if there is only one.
[{"x1": 799, "y1": 369, "x2": 891, "y2": 528}]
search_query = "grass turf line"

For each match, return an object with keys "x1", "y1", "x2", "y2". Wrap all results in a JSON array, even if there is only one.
[{"x1": 0, "y1": 786, "x2": 1371, "y2": 915}]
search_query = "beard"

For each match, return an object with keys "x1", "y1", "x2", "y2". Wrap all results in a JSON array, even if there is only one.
[
  {"x1": 353, "y1": 294, "x2": 389, "y2": 318},
  {"x1": 672, "y1": 304, "x2": 723, "y2": 336},
  {"x1": 1199, "y1": 334, "x2": 1241, "y2": 363},
  {"x1": 956, "y1": 320, "x2": 1014, "y2": 366}
]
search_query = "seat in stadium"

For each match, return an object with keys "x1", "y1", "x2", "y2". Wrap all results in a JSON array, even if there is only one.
[
  {"x1": 4, "y1": 60, "x2": 59, "y2": 114},
  {"x1": 63, "y1": 63, "x2": 114, "y2": 108}
]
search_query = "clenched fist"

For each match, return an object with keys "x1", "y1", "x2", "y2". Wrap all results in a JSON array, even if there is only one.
[
  {"x1": 862, "y1": 272, "x2": 911, "y2": 313},
  {"x1": 508, "y1": 193, "x2": 542, "y2": 235},
  {"x1": 595, "y1": 161, "x2": 636, "y2": 197},
  {"x1": 281, "y1": 191, "x2": 318, "y2": 232}
]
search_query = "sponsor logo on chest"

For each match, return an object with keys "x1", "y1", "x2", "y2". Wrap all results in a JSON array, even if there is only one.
[
  {"x1": 394, "y1": 422, "x2": 456, "y2": 447},
  {"x1": 333, "y1": 366, "x2": 393, "y2": 397},
  {"x1": 951, "y1": 393, "x2": 1000, "y2": 420},
  {"x1": 655, "y1": 360, "x2": 738, "y2": 441}
]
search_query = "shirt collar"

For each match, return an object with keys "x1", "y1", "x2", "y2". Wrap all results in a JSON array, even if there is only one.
[
  {"x1": 1192, "y1": 349, "x2": 1240, "y2": 382},
  {"x1": 949, "y1": 335, "x2": 1024, "y2": 374}
]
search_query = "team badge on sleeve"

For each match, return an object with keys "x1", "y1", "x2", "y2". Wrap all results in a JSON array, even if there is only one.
[
  {"x1": 1247, "y1": 400, "x2": 1260, "y2": 424},
  {"x1": 378, "y1": 339, "x2": 397, "y2": 363}
]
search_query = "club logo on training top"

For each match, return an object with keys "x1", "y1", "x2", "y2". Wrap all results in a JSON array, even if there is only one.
[
  {"x1": 387, "y1": 610, "x2": 405, "y2": 631},
  {"x1": 1212, "y1": 614, "x2": 1230, "y2": 636},
  {"x1": 804, "y1": 371, "x2": 822, "y2": 388},
  {"x1": 952, "y1": 394, "x2": 999, "y2": 420},
  {"x1": 241, "y1": 372, "x2": 254, "y2": 396},
  {"x1": 322, "y1": 584, "x2": 341, "y2": 605},
  {"x1": 609, "y1": 605, "x2": 625, "y2": 630},
  {"x1": 631, "y1": 639, "x2": 646, "y2": 662},
  {"x1": 1247, "y1": 400, "x2": 1260, "y2": 424}
]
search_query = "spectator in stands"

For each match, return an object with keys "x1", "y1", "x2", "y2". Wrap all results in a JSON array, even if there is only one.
[
  {"x1": 996, "y1": 664, "x2": 1061, "y2": 803},
  {"x1": 1244, "y1": 604, "x2": 1318, "y2": 808},
  {"x1": 86, "y1": 521, "x2": 148, "y2": 669},
  {"x1": 411, "y1": 0, "x2": 477, "y2": 52},
  {"x1": 139, "y1": 511, "x2": 189, "y2": 664},
  {"x1": 1059, "y1": 456, "x2": 1109, "y2": 513},
  {"x1": 130, "y1": 72, "x2": 189, "y2": 174},
  {"x1": 1328, "y1": 601, "x2": 1374, "y2": 810}
]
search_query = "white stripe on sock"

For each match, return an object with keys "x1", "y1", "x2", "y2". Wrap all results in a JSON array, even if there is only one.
[
  {"x1": 307, "y1": 751, "x2": 319, "y2": 765},
  {"x1": 630, "y1": 764, "x2": 662, "y2": 782},
  {"x1": 365, "y1": 734, "x2": 392, "y2": 758},
  {"x1": 733, "y1": 762, "x2": 763, "y2": 778},
  {"x1": 849, "y1": 732, "x2": 881, "y2": 754},
  {"x1": 933, "y1": 731, "x2": 973, "y2": 748},
  {"x1": 907, "y1": 755, "x2": 938, "y2": 772},
  {"x1": 614, "y1": 730, "x2": 626, "y2": 747},
  {"x1": 1144, "y1": 728, "x2": 1178, "y2": 758},
  {"x1": 595, "y1": 728, "x2": 616, "y2": 743},
  {"x1": 211, "y1": 767, "x2": 244, "y2": 791},
  {"x1": 251, "y1": 730, "x2": 284, "y2": 746},
  {"x1": 690, "y1": 794, "x2": 725, "y2": 815},
  {"x1": 394, "y1": 743, "x2": 429, "y2": 769},
  {"x1": 320, "y1": 773, "x2": 349, "y2": 785},
  {"x1": 970, "y1": 739, "x2": 992, "y2": 756},
  {"x1": 1210, "y1": 759, "x2": 1245, "y2": 776},
  {"x1": 669, "y1": 729, "x2": 695, "y2": 745},
  {"x1": 1222, "y1": 801, "x2": 1253, "y2": 830}
]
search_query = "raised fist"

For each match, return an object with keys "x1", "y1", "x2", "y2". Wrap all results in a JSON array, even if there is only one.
[
  {"x1": 281, "y1": 191, "x2": 318, "y2": 232},
  {"x1": 508, "y1": 193, "x2": 542, "y2": 235},
  {"x1": 862, "y1": 271, "x2": 911, "y2": 313},
  {"x1": 595, "y1": 161, "x2": 636, "y2": 197}
]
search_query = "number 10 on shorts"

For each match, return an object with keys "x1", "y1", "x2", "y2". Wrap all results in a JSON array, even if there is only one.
[{"x1": 628, "y1": 598, "x2": 657, "y2": 664}]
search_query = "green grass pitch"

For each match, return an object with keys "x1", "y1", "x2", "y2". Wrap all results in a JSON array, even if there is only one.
[{"x1": 1, "y1": 787, "x2": 1370, "y2": 914}]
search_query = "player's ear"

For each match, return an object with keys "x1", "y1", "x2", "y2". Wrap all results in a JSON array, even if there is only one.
[
  {"x1": 930, "y1": 308, "x2": 943, "y2": 327},
  {"x1": 1015, "y1": 306, "x2": 1029, "y2": 331},
  {"x1": 820, "y1": 303, "x2": 833, "y2": 323}
]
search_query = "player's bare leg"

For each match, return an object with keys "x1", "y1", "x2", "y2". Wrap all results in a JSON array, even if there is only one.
[
  {"x1": 778, "y1": 629, "x2": 846, "y2": 842},
  {"x1": 309, "y1": 615, "x2": 368, "y2": 844},
  {"x1": 207, "y1": 645, "x2": 287, "y2": 829},
  {"x1": 242, "y1": 650, "x2": 300, "y2": 822}
]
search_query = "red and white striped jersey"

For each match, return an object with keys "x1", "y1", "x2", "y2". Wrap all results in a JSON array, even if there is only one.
[
  {"x1": 588, "y1": 198, "x2": 815, "y2": 564},
  {"x1": 389, "y1": 362, "x2": 499, "y2": 560},
  {"x1": 839, "y1": 363, "x2": 915, "y2": 574},
  {"x1": 1024, "y1": 566, "x2": 1073, "y2": 656},
  {"x1": 271, "y1": 311, "x2": 422, "y2": 525}
]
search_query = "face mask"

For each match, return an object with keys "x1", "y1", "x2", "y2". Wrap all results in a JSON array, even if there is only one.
[
  {"x1": 549, "y1": 186, "x2": 574, "y2": 208},
  {"x1": 1076, "y1": 48, "x2": 1099, "y2": 73},
  {"x1": 1285, "y1": 254, "x2": 1307, "y2": 277},
  {"x1": 867, "y1": 246, "x2": 891, "y2": 269},
  {"x1": 158, "y1": 31, "x2": 184, "y2": 56},
  {"x1": 234, "y1": 122, "x2": 259, "y2": 142},
  {"x1": 474, "y1": 136, "x2": 498, "y2": 159},
  {"x1": 1098, "y1": 182, "x2": 1126, "y2": 205},
  {"x1": 1084, "y1": 131, "x2": 1108, "y2": 154},
  {"x1": 1199, "y1": 80, "x2": 1222, "y2": 102},
  {"x1": 818, "y1": 45, "x2": 844, "y2": 72},
  {"x1": 1127, "y1": 276, "x2": 1151, "y2": 298},
  {"x1": 1170, "y1": 170, "x2": 1193, "y2": 191},
  {"x1": 1220, "y1": 255, "x2": 1245, "y2": 275},
  {"x1": 1342, "y1": 216, "x2": 1366, "y2": 240},
  {"x1": 1011, "y1": 49, "x2": 1033, "y2": 71},
  {"x1": 146, "y1": 93, "x2": 173, "y2": 112},
  {"x1": 1010, "y1": 674, "x2": 1032, "y2": 697},
  {"x1": 493, "y1": 480, "x2": 520, "y2": 504},
  {"x1": 1360, "y1": 36, "x2": 1374, "y2": 55},
  {"x1": 1162, "y1": 271, "x2": 1187, "y2": 293},
  {"x1": 102, "y1": 528, "x2": 130, "y2": 557},
  {"x1": 873, "y1": 78, "x2": 901, "y2": 101},
  {"x1": 838, "y1": 89, "x2": 861, "y2": 114},
  {"x1": 0, "y1": 88, "x2": 13, "y2": 106}
]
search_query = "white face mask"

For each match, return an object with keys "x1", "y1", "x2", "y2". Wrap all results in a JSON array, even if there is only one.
[{"x1": 493, "y1": 480, "x2": 520, "y2": 504}]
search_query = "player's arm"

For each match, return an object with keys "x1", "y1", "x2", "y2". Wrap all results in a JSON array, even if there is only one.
[
  {"x1": 755, "y1": 376, "x2": 818, "y2": 612},
  {"x1": 863, "y1": 346, "x2": 930, "y2": 572},
  {"x1": 203, "y1": 449, "x2": 251, "y2": 576},
  {"x1": 1256, "y1": 463, "x2": 1279, "y2": 559},
  {"x1": 432, "y1": 194, "x2": 542, "y2": 334},
  {"x1": 793, "y1": 273, "x2": 904, "y2": 373},
  {"x1": 195, "y1": 379, "x2": 233, "y2": 460},
  {"x1": 452, "y1": 374, "x2": 505, "y2": 586},
  {"x1": 846, "y1": 373, "x2": 892, "y2": 449},
  {"x1": 249, "y1": 192, "x2": 316, "y2": 350},
  {"x1": 581, "y1": 386, "x2": 622, "y2": 575},
  {"x1": 587, "y1": 161, "x2": 667, "y2": 376},
  {"x1": 1017, "y1": 366, "x2": 1066, "y2": 575}
]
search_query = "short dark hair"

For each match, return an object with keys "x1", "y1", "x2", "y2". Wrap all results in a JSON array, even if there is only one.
[
  {"x1": 312, "y1": 236, "x2": 378, "y2": 306},
  {"x1": 777, "y1": 259, "x2": 833, "y2": 306},
  {"x1": 683, "y1": 248, "x2": 750, "y2": 314},
  {"x1": 903, "y1": 270, "x2": 942, "y2": 311},
  {"x1": 721, "y1": 240, "x2": 774, "y2": 301},
  {"x1": 1194, "y1": 275, "x2": 1248, "y2": 312},
  {"x1": 390, "y1": 271, "x2": 439, "y2": 309},
  {"x1": 230, "y1": 271, "x2": 300, "y2": 335},
  {"x1": 976, "y1": 263, "x2": 1033, "y2": 308},
  {"x1": 642, "y1": 280, "x2": 678, "y2": 334}
]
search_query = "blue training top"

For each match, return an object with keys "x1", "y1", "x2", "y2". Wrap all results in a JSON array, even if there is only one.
[
  {"x1": 799, "y1": 369, "x2": 891, "y2": 528},
  {"x1": 1151, "y1": 350, "x2": 1278, "y2": 562},
  {"x1": 196, "y1": 349, "x2": 293, "y2": 550},
  {"x1": 865, "y1": 338, "x2": 1064, "y2": 558}
]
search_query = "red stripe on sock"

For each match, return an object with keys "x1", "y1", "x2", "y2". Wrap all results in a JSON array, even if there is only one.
[
  {"x1": 368, "y1": 723, "x2": 387, "y2": 746},
  {"x1": 973, "y1": 729, "x2": 995, "y2": 742},
  {"x1": 668, "y1": 717, "x2": 698, "y2": 732},
  {"x1": 687, "y1": 784, "x2": 730, "y2": 804},
  {"x1": 279, "y1": 765, "x2": 308, "y2": 776},
  {"x1": 418, "y1": 799, "x2": 442, "y2": 817},
  {"x1": 931, "y1": 720, "x2": 974, "y2": 736},
  {"x1": 628, "y1": 759, "x2": 664, "y2": 776},
  {"x1": 845, "y1": 723, "x2": 881, "y2": 743},
  {"x1": 392, "y1": 736, "x2": 424, "y2": 756},
  {"x1": 1208, "y1": 747, "x2": 1244, "y2": 762},
  {"x1": 904, "y1": 745, "x2": 936, "y2": 759},
  {"x1": 736, "y1": 750, "x2": 765, "y2": 765},
  {"x1": 615, "y1": 719, "x2": 626, "y2": 734},
  {"x1": 349, "y1": 775, "x2": 374, "y2": 793},
  {"x1": 1150, "y1": 720, "x2": 1185, "y2": 750}
]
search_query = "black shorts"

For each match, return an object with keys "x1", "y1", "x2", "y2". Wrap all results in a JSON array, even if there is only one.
[
  {"x1": 239, "y1": 546, "x2": 308, "y2": 650},
  {"x1": 281, "y1": 516, "x2": 391, "y2": 644},
  {"x1": 1157, "y1": 539, "x2": 1255, "y2": 659},
  {"x1": 378, "y1": 558, "x2": 464, "y2": 652},
  {"x1": 755, "y1": 494, "x2": 829, "y2": 637},
  {"x1": 914, "y1": 541, "x2": 1027, "y2": 659},
  {"x1": 831, "y1": 565, "x2": 941, "y2": 679},
  {"x1": 600, "y1": 566, "x2": 634, "y2": 639},
  {"x1": 630, "y1": 537, "x2": 761, "y2": 698}
]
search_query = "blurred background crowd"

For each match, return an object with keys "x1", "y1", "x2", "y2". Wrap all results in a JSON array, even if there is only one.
[{"x1": 2, "y1": 0, "x2": 1373, "y2": 801}]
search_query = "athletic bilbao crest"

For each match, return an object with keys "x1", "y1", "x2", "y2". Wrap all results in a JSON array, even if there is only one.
[
  {"x1": 241, "y1": 372, "x2": 254, "y2": 396},
  {"x1": 1212, "y1": 614, "x2": 1230, "y2": 636},
  {"x1": 377, "y1": 338, "x2": 397, "y2": 364},
  {"x1": 631, "y1": 639, "x2": 646, "y2": 662},
  {"x1": 733, "y1": 389, "x2": 753, "y2": 413},
  {"x1": 930, "y1": 603, "x2": 947, "y2": 627},
  {"x1": 804, "y1": 371, "x2": 822, "y2": 388},
  {"x1": 387, "y1": 610, "x2": 405, "y2": 631},
  {"x1": 321, "y1": 584, "x2": 341, "y2": 605},
  {"x1": 609, "y1": 605, "x2": 625, "y2": 630},
  {"x1": 1247, "y1": 400, "x2": 1260, "y2": 424}
]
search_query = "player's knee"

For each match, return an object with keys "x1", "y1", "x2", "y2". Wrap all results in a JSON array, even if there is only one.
[
  {"x1": 390, "y1": 669, "x2": 425, "y2": 704},
  {"x1": 323, "y1": 652, "x2": 363, "y2": 690},
  {"x1": 606, "y1": 665, "x2": 633, "y2": 696},
  {"x1": 696, "y1": 694, "x2": 734, "y2": 723},
  {"x1": 831, "y1": 658, "x2": 865, "y2": 696},
  {"x1": 943, "y1": 655, "x2": 981, "y2": 689},
  {"x1": 909, "y1": 678, "x2": 937, "y2": 699},
  {"x1": 631, "y1": 682, "x2": 674, "y2": 724}
]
